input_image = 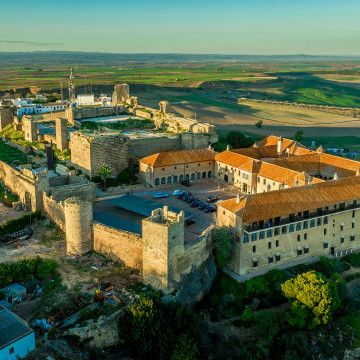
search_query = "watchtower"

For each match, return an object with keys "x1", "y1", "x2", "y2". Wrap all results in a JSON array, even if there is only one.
[
  {"x1": 0, "y1": 103, "x2": 14, "y2": 131},
  {"x1": 64, "y1": 197, "x2": 93, "y2": 255},
  {"x1": 22, "y1": 116, "x2": 38, "y2": 142},
  {"x1": 159, "y1": 101, "x2": 170, "y2": 115},
  {"x1": 55, "y1": 117, "x2": 69, "y2": 151},
  {"x1": 142, "y1": 207, "x2": 185, "y2": 293}
]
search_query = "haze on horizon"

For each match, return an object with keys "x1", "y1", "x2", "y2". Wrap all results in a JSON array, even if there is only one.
[{"x1": 0, "y1": 0, "x2": 359, "y2": 56}]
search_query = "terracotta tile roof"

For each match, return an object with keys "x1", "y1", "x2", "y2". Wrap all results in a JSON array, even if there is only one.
[
  {"x1": 139, "y1": 148, "x2": 216, "y2": 168},
  {"x1": 256, "y1": 135, "x2": 309, "y2": 155},
  {"x1": 215, "y1": 151, "x2": 255, "y2": 169},
  {"x1": 231, "y1": 146, "x2": 279, "y2": 159},
  {"x1": 219, "y1": 175, "x2": 360, "y2": 223}
]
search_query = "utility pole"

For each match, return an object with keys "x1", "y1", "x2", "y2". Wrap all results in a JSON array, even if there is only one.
[{"x1": 60, "y1": 81, "x2": 63, "y2": 101}]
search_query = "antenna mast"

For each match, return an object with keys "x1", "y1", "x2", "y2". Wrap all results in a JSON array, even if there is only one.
[
  {"x1": 60, "y1": 81, "x2": 63, "y2": 101},
  {"x1": 69, "y1": 67, "x2": 75, "y2": 101}
]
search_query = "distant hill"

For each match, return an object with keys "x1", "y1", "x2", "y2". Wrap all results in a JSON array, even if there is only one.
[{"x1": 0, "y1": 52, "x2": 360, "y2": 66}]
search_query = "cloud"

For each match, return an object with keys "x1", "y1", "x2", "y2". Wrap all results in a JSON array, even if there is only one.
[{"x1": 0, "y1": 40, "x2": 63, "y2": 46}]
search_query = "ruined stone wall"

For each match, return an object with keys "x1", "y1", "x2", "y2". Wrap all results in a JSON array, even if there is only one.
[
  {"x1": 56, "y1": 117, "x2": 69, "y2": 150},
  {"x1": 93, "y1": 223, "x2": 143, "y2": 270},
  {"x1": 69, "y1": 132, "x2": 92, "y2": 176},
  {"x1": 0, "y1": 106, "x2": 14, "y2": 131},
  {"x1": 48, "y1": 181, "x2": 96, "y2": 203},
  {"x1": 22, "y1": 116, "x2": 38, "y2": 142},
  {"x1": 42, "y1": 194, "x2": 65, "y2": 230},
  {"x1": 134, "y1": 109, "x2": 152, "y2": 119},
  {"x1": 66, "y1": 105, "x2": 126, "y2": 121},
  {"x1": 6, "y1": 140, "x2": 32, "y2": 154},
  {"x1": 181, "y1": 133, "x2": 218, "y2": 150}
]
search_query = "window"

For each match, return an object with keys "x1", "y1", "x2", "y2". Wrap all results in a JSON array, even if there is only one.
[
  {"x1": 310, "y1": 219, "x2": 315, "y2": 228},
  {"x1": 296, "y1": 223, "x2": 301, "y2": 231},
  {"x1": 253, "y1": 259, "x2": 258, "y2": 268},
  {"x1": 155, "y1": 178, "x2": 160, "y2": 185},
  {"x1": 198, "y1": 163, "x2": 200, "y2": 167},
  {"x1": 304, "y1": 246, "x2": 309, "y2": 254},
  {"x1": 263, "y1": 179, "x2": 266, "y2": 185},
  {"x1": 289, "y1": 224, "x2": 294, "y2": 232},
  {"x1": 317, "y1": 208, "x2": 323, "y2": 216},
  {"x1": 297, "y1": 248, "x2": 302, "y2": 256},
  {"x1": 274, "y1": 228, "x2": 279, "y2": 236},
  {"x1": 340, "y1": 203, "x2": 345, "y2": 211},
  {"x1": 323, "y1": 216, "x2": 328, "y2": 224},
  {"x1": 251, "y1": 233, "x2": 257, "y2": 241},
  {"x1": 282, "y1": 226, "x2": 287, "y2": 234},
  {"x1": 243, "y1": 234, "x2": 249, "y2": 243},
  {"x1": 167, "y1": 176, "x2": 171, "y2": 184},
  {"x1": 351, "y1": 235, "x2": 355, "y2": 242},
  {"x1": 252, "y1": 245, "x2": 256, "y2": 253},
  {"x1": 174, "y1": 166, "x2": 177, "y2": 169},
  {"x1": 186, "y1": 165, "x2": 189, "y2": 168},
  {"x1": 303, "y1": 221, "x2": 308, "y2": 229},
  {"x1": 191, "y1": 173, "x2": 195, "y2": 180},
  {"x1": 317, "y1": 218, "x2": 322, "y2": 226},
  {"x1": 185, "y1": 174, "x2": 189, "y2": 181},
  {"x1": 259, "y1": 231, "x2": 264, "y2": 239},
  {"x1": 341, "y1": 225, "x2": 344, "y2": 231},
  {"x1": 304, "y1": 211, "x2": 309, "y2": 219},
  {"x1": 324, "y1": 242, "x2": 329, "y2": 249},
  {"x1": 352, "y1": 222, "x2": 355, "y2": 229},
  {"x1": 258, "y1": 177, "x2": 260, "y2": 183},
  {"x1": 197, "y1": 172, "x2": 201, "y2": 179},
  {"x1": 9, "y1": 347, "x2": 14, "y2": 355},
  {"x1": 275, "y1": 254, "x2": 281, "y2": 262},
  {"x1": 353, "y1": 210, "x2": 356, "y2": 218},
  {"x1": 304, "y1": 233, "x2": 307, "y2": 240},
  {"x1": 202, "y1": 171, "x2": 206, "y2": 179},
  {"x1": 297, "y1": 235, "x2": 301, "y2": 242},
  {"x1": 162, "y1": 168, "x2": 165, "y2": 171},
  {"x1": 341, "y1": 236, "x2": 344, "y2": 244},
  {"x1": 180, "y1": 175, "x2": 184, "y2": 182},
  {"x1": 276, "y1": 240, "x2": 279, "y2": 247},
  {"x1": 324, "y1": 228, "x2": 327, "y2": 235},
  {"x1": 289, "y1": 214, "x2": 295, "y2": 222},
  {"x1": 208, "y1": 171, "x2": 212, "y2": 178},
  {"x1": 161, "y1": 177, "x2": 166, "y2": 184},
  {"x1": 267, "y1": 229, "x2": 272, "y2": 238},
  {"x1": 268, "y1": 256, "x2": 274, "y2": 264},
  {"x1": 173, "y1": 175, "x2": 178, "y2": 183},
  {"x1": 268, "y1": 242, "x2": 271, "y2": 249}
]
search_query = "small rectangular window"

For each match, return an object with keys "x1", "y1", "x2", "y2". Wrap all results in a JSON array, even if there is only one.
[
  {"x1": 304, "y1": 233, "x2": 307, "y2": 240},
  {"x1": 276, "y1": 240, "x2": 279, "y2": 247},
  {"x1": 351, "y1": 235, "x2": 355, "y2": 242},
  {"x1": 341, "y1": 225, "x2": 344, "y2": 231},
  {"x1": 253, "y1": 260, "x2": 258, "y2": 267},
  {"x1": 253, "y1": 245, "x2": 256, "y2": 253},
  {"x1": 352, "y1": 223, "x2": 355, "y2": 229},
  {"x1": 275, "y1": 254, "x2": 281, "y2": 261},
  {"x1": 353, "y1": 210, "x2": 356, "y2": 218},
  {"x1": 251, "y1": 233, "x2": 257, "y2": 241},
  {"x1": 297, "y1": 235, "x2": 301, "y2": 242},
  {"x1": 243, "y1": 234, "x2": 249, "y2": 243},
  {"x1": 303, "y1": 221, "x2": 308, "y2": 229},
  {"x1": 267, "y1": 229, "x2": 272, "y2": 238},
  {"x1": 304, "y1": 247, "x2": 309, "y2": 254},
  {"x1": 296, "y1": 223, "x2": 301, "y2": 231},
  {"x1": 310, "y1": 220, "x2": 315, "y2": 228},
  {"x1": 324, "y1": 229, "x2": 327, "y2": 235},
  {"x1": 282, "y1": 226, "x2": 287, "y2": 234},
  {"x1": 341, "y1": 237, "x2": 344, "y2": 244},
  {"x1": 9, "y1": 347, "x2": 14, "y2": 354},
  {"x1": 324, "y1": 242, "x2": 329, "y2": 249},
  {"x1": 268, "y1": 242, "x2": 271, "y2": 249},
  {"x1": 268, "y1": 256, "x2": 274, "y2": 263},
  {"x1": 323, "y1": 216, "x2": 328, "y2": 224},
  {"x1": 297, "y1": 249, "x2": 302, "y2": 256},
  {"x1": 317, "y1": 218, "x2": 322, "y2": 226},
  {"x1": 259, "y1": 231, "x2": 264, "y2": 239},
  {"x1": 289, "y1": 224, "x2": 294, "y2": 232}
]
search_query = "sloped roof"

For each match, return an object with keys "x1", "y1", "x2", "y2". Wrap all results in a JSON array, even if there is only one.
[
  {"x1": 140, "y1": 148, "x2": 216, "y2": 168},
  {"x1": 215, "y1": 151, "x2": 255, "y2": 169},
  {"x1": 0, "y1": 306, "x2": 33, "y2": 349},
  {"x1": 231, "y1": 146, "x2": 279, "y2": 159},
  {"x1": 218, "y1": 175, "x2": 360, "y2": 223}
]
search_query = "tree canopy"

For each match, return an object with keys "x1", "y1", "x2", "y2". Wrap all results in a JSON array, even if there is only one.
[
  {"x1": 212, "y1": 228, "x2": 232, "y2": 269},
  {"x1": 281, "y1": 270, "x2": 340, "y2": 329}
]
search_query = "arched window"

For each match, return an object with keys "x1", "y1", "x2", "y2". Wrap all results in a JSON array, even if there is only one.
[
  {"x1": 208, "y1": 171, "x2": 212, "y2": 178},
  {"x1": 180, "y1": 175, "x2": 184, "y2": 182},
  {"x1": 202, "y1": 171, "x2": 206, "y2": 178},
  {"x1": 155, "y1": 178, "x2": 159, "y2": 185},
  {"x1": 173, "y1": 175, "x2": 178, "y2": 183},
  {"x1": 161, "y1": 177, "x2": 166, "y2": 184},
  {"x1": 191, "y1": 173, "x2": 195, "y2": 180},
  {"x1": 167, "y1": 176, "x2": 172, "y2": 184},
  {"x1": 197, "y1": 172, "x2": 201, "y2": 179},
  {"x1": 185, "y1": 174, "x2": 189, "y2": 181}
]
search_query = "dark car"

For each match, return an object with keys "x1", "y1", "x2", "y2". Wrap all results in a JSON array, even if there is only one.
[
  {"x1": 190, "y1": 200, "x2": 202, "y2": 207},
  {"x1": 180, "y1": 180, "x2": 192, "y2": 186},
  {"x1": 206, "y1": 195, "x2": 220, "y2": 203},
  {"x1": 198, "y1": 202, "x2": 208, "y2": 210},
  {"x1": 205, "y1": 205, "x2": 217, "y2": 213},
  {"x1": 185, "y1": 218, "x2": 196, "y2": 226},
  {"x1": 182, "y1": 194, "x2": 191, "y2": 201},
  {"x1": 187, "y1": 197, "x2": 199, "y2": 203},
  {"x1": 184, "y1": 191, "x2": 192, "y2": 196}
]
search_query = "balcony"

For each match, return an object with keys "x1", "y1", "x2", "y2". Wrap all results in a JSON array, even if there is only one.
[{"x1": 244, "y1": 202, "x2": 359, "y2": 234}]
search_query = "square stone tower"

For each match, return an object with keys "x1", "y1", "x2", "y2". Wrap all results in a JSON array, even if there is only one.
[
  {"x1": 0, "y1": 103, "x2": 14, "y2": 131},
  {"x1": 55, "y1": 117, "x2": 69, "y2": 150},
  {"x1": 142, "y1": 207, "x2": 185, "y2": 293},
  {"x1": 22, "y1": 116, "x2": 38, "y2": 142},
  {"x1": 111, "y1": 84, "x2": 130, "y2": 106}
]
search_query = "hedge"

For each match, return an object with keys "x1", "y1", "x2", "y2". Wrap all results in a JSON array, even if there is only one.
[{"x1": 0, "y1": 211, "x2": 43, "y2": 236}]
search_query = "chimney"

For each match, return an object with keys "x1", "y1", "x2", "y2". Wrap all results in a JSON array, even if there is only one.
[
  {"x1": 356, "y1": 169, "x2": 360, "y2": 176},
  {"x1": 333, "y1": 172, "x2": 338, "y2": 180},
  {"x1": 226, "y1": 145, "x2": 230, "y2": 151},
  {"x1": 236, "y1": 193, "x2": 241, "y2": 203},
  {"x1": 277, "y1": 136, "x2": 283, "y2": 155}
]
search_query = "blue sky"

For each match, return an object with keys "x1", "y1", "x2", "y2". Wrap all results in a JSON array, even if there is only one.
[{"x1": 0, "y1": 0, "x2": 359, "y2": 54}]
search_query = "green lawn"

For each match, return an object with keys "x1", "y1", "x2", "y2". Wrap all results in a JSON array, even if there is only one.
[{"x1": 0, "y1": 142, "x2": 31, "y2": 165}]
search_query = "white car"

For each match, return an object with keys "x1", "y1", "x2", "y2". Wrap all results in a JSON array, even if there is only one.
[{"x1": 172, "y1": 190, "x2": 183, "y2": 196}]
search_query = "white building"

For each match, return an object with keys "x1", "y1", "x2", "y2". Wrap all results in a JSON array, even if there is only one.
[
  {"x1": 0, "y1": 305, "x2": 35, "y2": 360},
  {"x1": 76, "y1": 94, "x2": 102, "y2": 106},
  {"x1": 17, "y1": 103, "x2": 67, "y2": 116}
]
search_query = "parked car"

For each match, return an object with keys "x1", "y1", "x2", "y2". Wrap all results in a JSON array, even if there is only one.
[
  {"x1": 185, "y1": 218, "x2": 196, "y2": 226},
  {"x1": 187, "y1": 197, "x2": 199, "y2": 203},
  {"x1": 153, "y1": 192, "x2": 169, "y2": 199},
  {"x1": 198, "y1": 202, "x2": 208, "y2": 210},
  {"x1": 182, "y1": 194, "x2": 191, "y2": 201},
  {"x1": 206, "y1": 195, "x2": 220, "y2": 203},
  {"x1": 172, "y1": 190, "x2": 183, "y2": 196},
  {"x1": 180, "y1": 180, "x2": 192, "y2": 186},
  {"x1": 190, "y1": 200, "x2": 202, "y2": 207},
  {"x1": 205, "y1": 205, "x2": 217, "y2": 213}
]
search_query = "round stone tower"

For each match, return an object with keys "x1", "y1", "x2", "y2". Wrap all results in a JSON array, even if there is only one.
[{"x1": 64, "y1": 197, "x2": 93, "y2": 255}]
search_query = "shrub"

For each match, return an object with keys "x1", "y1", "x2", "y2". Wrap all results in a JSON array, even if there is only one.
[
  {"x1": 255, "y1": 120, "x2": 263, "y2": 128},
  {"x1": 245, "y1": 276, "x2": 270, "y2": 300},
  {"x1": 212, "y1": 228, "x2": 232, "y2": 269},
  {"x1": 310, "y1": 256, "x2": 346, "y2": 277},
  {"x1": 241, "y1": 307, "x2": 254, "y2": 325},
  {"x1": 117, "y1": 167, "x2": 137, "y2": 184},
  {"x1": 252, "y1": 310, "x2": 280, "y2": 340},
  {"x1": 170, "y1": 334, "x2": 199, "y2": 360},
  {"x1": 238, "y1": 342, "x2": 270, "y2": 360},
  {"x1": 343, "y1": 253, "x2": 360, "y2": 268},
  {"x1": 0, "y1": 211, "x2": 42, "y2": 236}
]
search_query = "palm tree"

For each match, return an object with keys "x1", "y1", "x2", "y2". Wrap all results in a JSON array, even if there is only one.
[{"x1": 98, "y1": 164, "x2": 112, "y2": 190}]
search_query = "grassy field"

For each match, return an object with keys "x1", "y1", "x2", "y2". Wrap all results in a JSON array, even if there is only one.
[{"x1": 0, "y1": 142, "x2": 31, "y2": 165}]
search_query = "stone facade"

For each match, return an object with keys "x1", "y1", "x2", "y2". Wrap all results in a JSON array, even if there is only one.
[
  {"x1": 159, "y1": 101, "x2": 170, "y2": 114},
  {"x1": 22, "y1": 116, "x2": 38, "y2": 143},
  {"x1": 55, "y1": 117, "x2": 69, "y2": 151}
]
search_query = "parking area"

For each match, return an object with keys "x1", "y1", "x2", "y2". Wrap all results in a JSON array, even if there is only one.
[{"x1": 94, "y1": 179, "x2": 239, "y2": 243}]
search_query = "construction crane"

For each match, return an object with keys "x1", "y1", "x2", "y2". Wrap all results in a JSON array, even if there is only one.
[{"x1": 68, "y1": 67, "x2": 75, "y2": 102}]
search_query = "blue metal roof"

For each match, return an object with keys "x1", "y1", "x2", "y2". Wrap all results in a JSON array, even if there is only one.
[
  {"x1": 94, "y1": 212, "x2": 142, "y2": 235},
  {"x1": 106, "y1": 194, "x2": 193, "y2": 218}
]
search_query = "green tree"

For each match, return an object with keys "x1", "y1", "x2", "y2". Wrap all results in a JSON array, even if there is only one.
[
  {"x1": 245, "y1": 276, "x2": 270, "y2": 299},
  {"x1": 281, "y1": 270, "x2": 340, "y2": 329},
  {"x1": 97, "y1": 163, "x2": 112, "y2": 190},
  {"x1": 251, "y1": 310, "x2": 280, "y2": 340},
  {"x1": 212, "y1": 228, "x2": 232, "y2": 269},
  {"x1": 255, "y1": 120, "x2": 263, "y2": 128},
  {"x1": 294, "y1": 130, "x2": 303, "y2": 142},
  {"x1": 238, "y1": 342, "x2": 270, "y2": 360},
  {"x1": 171, "y1": 334, "x2": 199, "y2": 360},
  {"x1": 226, "y1": 131, "x2": 254, "y2": 149}
]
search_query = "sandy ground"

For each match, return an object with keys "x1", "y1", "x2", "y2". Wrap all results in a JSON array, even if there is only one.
[{"x1": 0, "y1": 204, "x2": 30, "y2": 225}]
